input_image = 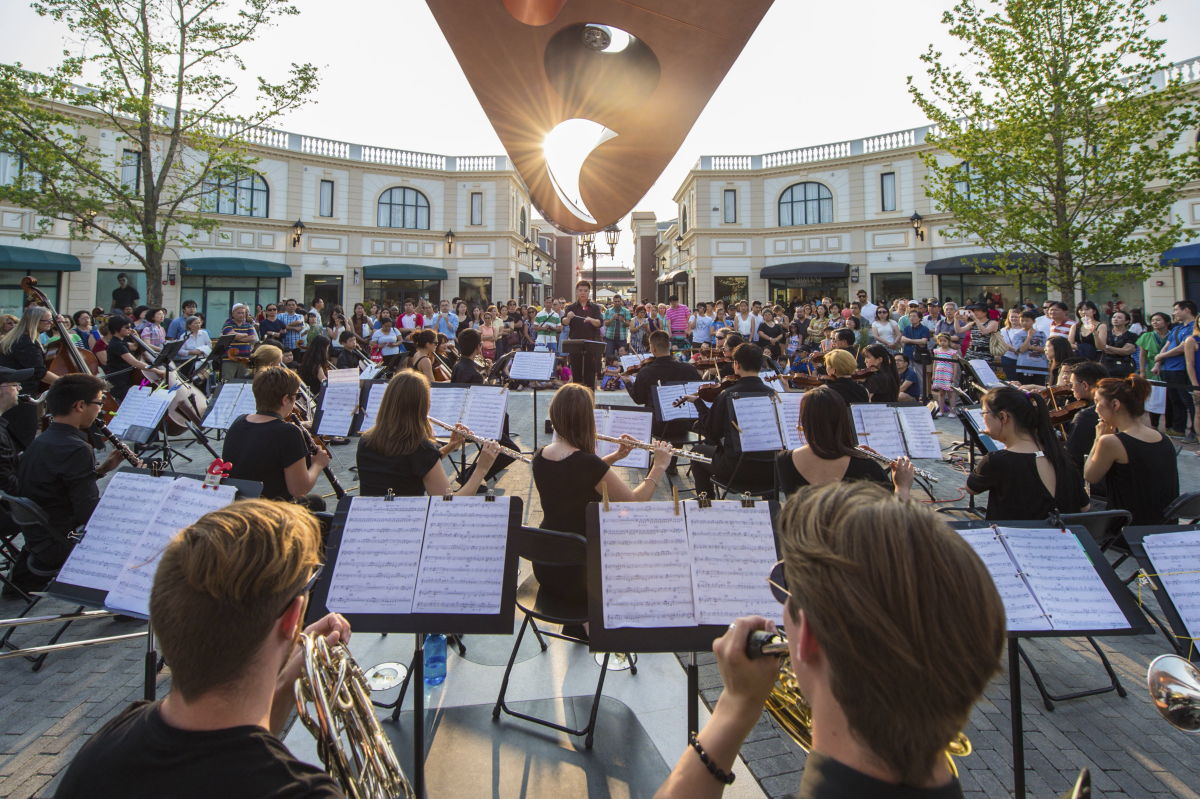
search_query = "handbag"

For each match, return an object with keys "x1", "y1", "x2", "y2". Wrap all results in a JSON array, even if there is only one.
[{"x1": 990, "y1": 328, "x2": 1010, "y2": 359}]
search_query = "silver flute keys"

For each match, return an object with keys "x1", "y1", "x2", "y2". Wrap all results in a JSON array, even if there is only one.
[
  {"x1": 853, "y1": 446, "x2": 940, "y2": 483},
  {"x1": 595, "y1": 434, "x2": 714, "y2": 465},
  {"x1": 428, "y1": 416, "x2": 533, "y2": 464}
]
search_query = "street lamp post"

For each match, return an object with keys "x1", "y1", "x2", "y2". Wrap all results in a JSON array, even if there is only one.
[{"x1": 579, "y1": 224, "x2": 621, "y2": 296}]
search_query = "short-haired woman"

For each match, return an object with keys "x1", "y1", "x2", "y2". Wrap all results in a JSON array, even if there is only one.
[
  {"x1": 409, "y1": 329, "x2": 439, "y2": 382},
  {"x1": 869, "y1": 305, "x2": 901, "y2": 353},
  {"x1": 822, "y1": 348, "x2": 868, "y2": 406},
  {"x1": 356, "y1": 371, "x2": 498, "y2": 497}
]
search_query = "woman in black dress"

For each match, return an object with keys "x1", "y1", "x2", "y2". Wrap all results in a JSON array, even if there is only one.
[
  {"x1": 1084, "y1": 375, "x2": 1178, "y2": 525},
  {"x1": 0, "y1": 305, "x2": 53, "y2": 449},
  {"x1": 822, "y1": 348, "x2": 869, "y2": 407},
  {"x1": 356, "y1": 370, "x2": 497, "y2": 497},
  {"x1": 966, "y1": 386, "x2": 1089, "y2": 520},
  {"x1": 297, "y1": 334, "x2": 334, "y2": 398},
  {"x1": 534, "y1": 384, "x2": 670, "y2": 605},
  {"x1": 861, "y1": 344, "x2": 900, "y2": 403},
  {"x1": 775, "y1": 386, "x2": 911, "y2": 499}
]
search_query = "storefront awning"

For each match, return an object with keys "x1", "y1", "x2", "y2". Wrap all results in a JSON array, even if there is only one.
[
  {"x1": 362, "y1": 263, "x2": 448, "y2": 280},
  {"x1": 924, "y1": 252, "x2": 1042, "y2": 275},
  {"x1": 759, "y1": 262, "x2": 850, "y2": 279},
  {"x1": 518, "y1": 270, "x2": 543, "y2": 285},
  {"x1": 656, "y1": 269, "x2": 688, "y2": 284},
  {"x1": 180, "y1": 257, "x2": 292, "y2": 278},
  {"x1": 0, "y1": 244, "x2": 81, "y2": 272},
  {"x1": 1162, "y1": 242, "x2": 1200, "y2": 268}
]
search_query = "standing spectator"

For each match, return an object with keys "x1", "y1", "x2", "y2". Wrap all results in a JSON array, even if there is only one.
[
  {"x1": 430, "y1": 300, "x2": 459, "y2": 338},
  {"x1": 397, "y1": 300, "x2": 423, "y2": 341},
  {"x1": 806, "y1": 304, "x2": 830, "y2": 346},
  {"x1": 602, "y1": 296, "x2": 631, "y2": 359},
  {"x1": 1137, "y1": 311, "x2": 1171, "y2": 428},
  {"x1": 997, "y1": 307, "x2": 1024, "y2": 376},
  {"x1": 535, "y1": 299, "x2": 563, "y2": 353},
  {"x1": 1098, "y1": 310, "x2": 1138, "y2": 379},
  {"x1": 220, "y1": 304, "x2": 258, "y2": 380},
  {"x1": 869, "y1": 305, "x2": 901, "y2": 353},
  {"x1": 110, "y1": 273, "x2": 139, "y2": 314},
  {"x1": 757, "y1": 309, "x2": 786, "y2": 362},
  {"x1": 257, "y1": 303, "x2": 286, "y2": 349},
  {"x1": 499, "y1": 300, "x2": 524, "y2": 358},
  {"x1": 349, "y1": 303, "x2": 373, "y2": 344},
  {"x1": 1015, "y1": 310, "x2": 1049, "y2": 385},
  {"x1": 478, "y1": 307, "x2": 503, "y2": 361},
  {"x1": 855, "y1": 289, "x2": 876, "y2": 322},
  {"x1": 1068, "y1": 301, "x2": 1102, "y2": 360},
  {"x1": 1043, "y1": 301, "x2": 1075, "y2": 338},
  {"x1": 962, "y1": 304, "x2": 998, "y2": 362},
  {"x1": 1153, "y1": 300, "x2": 1197, "y2": 441},
  {"x1": 370, "y1": 317, "x2": 402, "y2": 359},
  {"x1": 665, "y1": 295, "x2": 690, "y2": 352},
  {"x1": 688, "y1": 302, "x2": 713, "y2": 353},
  {"x1": 135, "y1": 308, "x2": 167, "y2": 351},
  {"x1": 628, "y1": 305, "x2": 650, "y2": 354},
  {"x1": 900, "y1": 309, "x2": 932, "y2": 364},
  {"x1": 166, "y1": 300, "x2": 197, "y2": 339},
  {"x1": 931, "y1": 334, "x2": 960, "y2": 417},
  {"x1": 326, "y1": 310, "x2": 349, "y2": 354},
  {"x1": 71, "y1": 310, "x2": 107, "y2": 368},
  {"x1": 277, "y1": 299, "x2": 305, "y2": 356},
  {"x1": 308, "y1": 296, "x2": 326, "y2": 326},
  {"x1": 733, "y1": 300, "x2": 756, "y2": 340}
]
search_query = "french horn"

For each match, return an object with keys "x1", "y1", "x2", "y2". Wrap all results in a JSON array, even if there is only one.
[{"x1": 1146, "y1": 654, "x2": 1200, "y2": 733}]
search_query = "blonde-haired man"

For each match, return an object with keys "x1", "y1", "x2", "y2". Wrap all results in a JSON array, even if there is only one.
[
  {"x1": 656, "y1": 481, "x2": 1006, "y2": 799},
  {"x1": 56, "y1": 500, "x2": 350, "y2": 798}
]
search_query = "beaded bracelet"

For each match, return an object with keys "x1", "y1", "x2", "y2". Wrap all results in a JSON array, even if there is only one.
[{"x1": 688, "y1": 731, "x2": 735, "y2": 785}]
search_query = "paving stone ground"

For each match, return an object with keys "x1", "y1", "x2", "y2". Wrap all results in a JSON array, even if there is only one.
[{"x1": 0, "y1": 387, "x2": 1197, "y2": 798}]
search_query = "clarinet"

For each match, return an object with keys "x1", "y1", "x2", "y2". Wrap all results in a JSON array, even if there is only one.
[
  {"x1": 91, "y1": 420, "x2": 147, "y2": 468},
  {"x1": 287, "y1": 412, "x2": 347, "y2": 500}
]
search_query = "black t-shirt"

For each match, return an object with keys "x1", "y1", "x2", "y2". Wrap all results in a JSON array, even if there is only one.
[
  {"x1": 532, "y1": 449, "x2": 609, "y2": 604},
  {"x1": 865, "y1": 370, "x2": 899, "y2": 403},
  {"x1": 111, "y1": 284, "x2": 139, "y2": 310},
  {"x1": 966, "y1": 449, "x2": 1089, "y2": 521},
  {"x1": 259, "y1": 317, "x2": 287, "y2": 344},
  {"x1": 564, "y1": 302, "x2": 602, "y2": 340},
  {"x1": 104, "y1": 335, "x2": 134, "y2": 399},
  {"x1": 825, "y1": 377, "x2": 870, "y2": 407},
  {"x1": 796, "y1": 751, "x2": 963, "y2": 799},
  {"x1": 451, "y1": 358, "x2": 484, "y2": 385},
  {"x1": 775, "y1": 450, "x2": 888, "y2": 498},
  {"x1": 221, "y1": 417, "x2": 310, "y2": 500},
  {"x1": 55, "y1": 700, "x2": 341, "y2": 799},
  {"x1": 356, "y1": 439, "x2": 441, "y2": 497}
]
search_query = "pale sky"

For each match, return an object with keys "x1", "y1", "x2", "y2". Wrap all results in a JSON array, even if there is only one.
[{"x1": 2, "y1": 0, "x2": 1198, "y2": 267}]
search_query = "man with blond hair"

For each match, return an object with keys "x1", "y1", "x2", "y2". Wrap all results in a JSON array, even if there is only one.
[{"x1": 56, "y1": 500, "x2": 350, "y2": 798}]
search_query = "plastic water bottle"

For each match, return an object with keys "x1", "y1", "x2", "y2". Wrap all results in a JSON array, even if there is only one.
[{"x1": 423, "y1": 634, "x2": 447, "y2": 686}]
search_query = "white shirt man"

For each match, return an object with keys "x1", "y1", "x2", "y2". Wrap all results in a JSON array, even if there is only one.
[
  {"x1": 397, "y1": 301, "x2": 423, "y2": 339},
  {"x1": 535, "y1": 301, "x2": 563, "y2": 351}
]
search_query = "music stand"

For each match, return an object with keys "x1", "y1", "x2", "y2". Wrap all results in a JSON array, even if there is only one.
[
  {"x1": 1124, "y1": 524, "x2": 1200, "y2": 660},
  {"x1": 507, "y1": 351, "x2": 556, "y2": 449},
  {"x1": 563, "y1": 339, "x2": 605, "y2": 390}
]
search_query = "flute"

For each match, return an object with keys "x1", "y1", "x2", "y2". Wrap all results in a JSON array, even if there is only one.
[
  {"x1": 595, "y1": 433, "x2": 713, "y2": 465},
  {"x1": 429, "y1": 416, "x2": 533, "y2": 464},
  {"x1": 853, "y1": 446, "x2": 940, "y2": 483}
]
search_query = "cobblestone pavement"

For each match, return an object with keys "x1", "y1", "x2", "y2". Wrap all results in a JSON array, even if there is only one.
[{"x1": 1, "y1": 387, "x2": 1198, "y2": 798}]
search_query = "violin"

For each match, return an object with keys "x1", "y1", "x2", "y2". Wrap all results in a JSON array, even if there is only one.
[
  {"x1": 671, "y1": 372, "x2": 788, "y2": 406},
  {"x1": 1048, "y1": 399, "x2": 1089, "y2": 426}
]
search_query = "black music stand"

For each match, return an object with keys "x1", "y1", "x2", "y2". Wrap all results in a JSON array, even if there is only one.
[
  {"x1": 563, "y1": 339, "x2": 605, "y2": 390},
  {"x1": 1124, "y1": 525, "x2": 1200, "y2": 660},
  {"x1": 310, "y1": 383, "x2": 364, "y2": 440},
  {"x1": 506, "y1": 351, "x2": 556, "y2": 450},
  {"x1": 948, "y1": 520, "x2": 1150, "y2": 799},
  {"x1": 307, "y1": 495, "x2": 523, "y2": 799}
]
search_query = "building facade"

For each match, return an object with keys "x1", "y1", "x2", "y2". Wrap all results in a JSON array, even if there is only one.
[{"x1": 640, "y1": 55, "x2": 1200, "y2": 314}]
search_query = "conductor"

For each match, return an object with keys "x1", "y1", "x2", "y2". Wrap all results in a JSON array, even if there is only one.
[{"x1": 562, "y1": 280, "x2": 604, "y2": 389}]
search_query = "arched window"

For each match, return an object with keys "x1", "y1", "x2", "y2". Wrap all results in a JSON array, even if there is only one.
[
  {"x1": 681, "y1": 205, "x2": 688, "y2": 234},
  {"x1": 519, "y1": 207, "x2": 527, "y2": 237},
  {"x1": 377, "y1": 187, "x2": 430, "y2": 229},
  {"x1": 201, "y1": 168, "x2": 268, "y2": 217},
  {"x1": 778, "y1": 182, "x2": 832, "y2": 226}
]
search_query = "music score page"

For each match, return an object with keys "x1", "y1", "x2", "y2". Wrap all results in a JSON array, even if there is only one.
[{"x1": 1142, "y1": 531, "x2": 1200, "y2": 639}]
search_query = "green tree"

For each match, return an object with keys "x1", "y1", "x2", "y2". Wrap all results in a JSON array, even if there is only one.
[
  {"x1": 0, "y1": 0, "x2": 318, "y2": 307},
  {"x1": 908, "y1": 0, "x2": 1200, "y2": 301}
]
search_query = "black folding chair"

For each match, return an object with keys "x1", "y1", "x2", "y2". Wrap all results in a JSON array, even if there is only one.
[{"x1": 1164, "y1": 492, "x2": 1200, "y2": 524}]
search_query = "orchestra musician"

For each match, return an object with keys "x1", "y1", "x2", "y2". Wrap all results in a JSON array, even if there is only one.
[
  {"x1": 562, "y1": 280, "x2": 604, "y2": 389},
  {"x1": 0, "y1": 367, "x2": 32, "y2": 501},
  {"x1": 1064, "y1": 361, "x2": 1109, "y2": 495},
  {"x1": 534, "y1": 384, "x2": 670, "y2": 612},
  {"x1": 297, "y1": 335, "x2": 335, "y2": 398},
  {"x1": 655, "y1": 481, "x2": 1005, "y2": 799},
  {"x1": 55, "y1": 500, "x2": 350, "y2": 798},
  {"x1": 686, "y1": 343, "x2": 776, "y2": 498},
  {"x1": 0, "y1": 305, "x2": 54, "y2": 449},
  {"x1": 822, "y1": 349, "x2": 869, "y2": 406},
  {"x1": 965, "y1": 386, "x2": 1089, "y2": 520},
  {"x1": 861, "y1": 344, "x2": 900, "y2": 403},
  {"x1": 356, "y1": 371, "x2": 499, "y2": 497},
  {"x1": 625, "y1": 330, "x2": 702, "y2": 441},
  {"x1": 10, "y1": 374, "x2": 125, "y2": 593},
  {"x1": 408, "y1": 329, "x2": 440, "y2": 382},
  {"x1": 448, "y1": 328, "x2": 518, "y2": 486},
  {"x1": 248, "y1": 342, "x2": 285, "y2": 374},
  {"x1": 334, "y1": 331, "x2": 363, "y2": 370},
  {"x1": 221, "y1": 366, "x2": 332, "y2": 506},
  {"x1": 774, "y1": 386, "x2": 913, "y2": 500}
]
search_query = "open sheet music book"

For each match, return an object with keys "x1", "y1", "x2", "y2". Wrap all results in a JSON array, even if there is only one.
[
  {"x1": 597, "y1": 500, "x2": 778, "y2": 629},
  {"x1": 323, "y1": 495, "x2": 512, "y2": 616},
  {"x1": 507, "y1": 350, "x2": 556, "y2": 381},
  {"x1": 315, "y1": 381, "x2": 362, "y2": 437},
  {"x1": 428, "y1": 384, "x2": 509, "y2": 441},
  {"x1": 654, "y1": 381, "x2": 710, "y2": 422},
  {"x1": 358, "y1": 381, "x2": 387, "y2": 432},
  {"x1": 955, "y1": 526, "x2": 1128, "y2": 633},
  {"x1": 201, "y1": 380, "x2": 258, "y2": 430},
  {"x1": 619, "y1": 353, "x2": 652, "y2": 372},
  {"x1": 967, "y1": 359, "x2": 1007, "y2": 388},
  {"x1": 106, "y1": 385, "x2": 172, "y2": 442},
  {"x1": 1141, "y1": 530, "x2": 1200, "y2": 640},
  {"x1": 849, "y1": 404, "x2": 942, "y2": 460},
  {"x1": 728, "y1": 393, "x2": 807, "y2": 452},
  {"x1": 594, "y1": 405, "x2": 653, "y2": 468}
]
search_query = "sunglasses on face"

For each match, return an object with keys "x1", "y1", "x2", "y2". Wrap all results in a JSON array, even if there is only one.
[{"x1": 768, "y1": 560, "x2": 790, "y2": 605}]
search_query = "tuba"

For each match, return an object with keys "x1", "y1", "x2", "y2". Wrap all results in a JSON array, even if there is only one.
[
  {"x1": 1146, "y1": 654, "x2": 1200, "y2": 733},
  {"x1": 294, "y1": 633, "x2": 415, "y2": 799}
]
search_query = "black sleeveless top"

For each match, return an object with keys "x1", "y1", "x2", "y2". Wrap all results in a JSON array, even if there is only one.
[{"x1": 1105, "y1": 432, "x2": 1178, "y2": 525}]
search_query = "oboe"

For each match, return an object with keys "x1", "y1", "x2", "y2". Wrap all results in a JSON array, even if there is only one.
[
  {"x1": 428, "y1": 416, "x2": 532, "y2": 464},
  {"x1": 595, "y1": 433, "x2": 713, "y2": 465},
  {"x1": 853, "y1": 447, "x2": 940, "y2": 483}
]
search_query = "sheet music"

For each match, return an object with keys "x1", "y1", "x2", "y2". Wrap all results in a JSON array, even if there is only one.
[
  {"x1": 358, "y1": 363, "x2": 381, "y2": 381},
  {"x1": 656, "y1": 382, "x2": 702, "y2": 421},
  {"x1": 316, "y1": 382, "x2": 361, "y2": 437},
  {"x1": 1140, "y1": 531, "x2": 1200, "y2": 638},
  {"x1": 776, "y1": 393, "x2": 806, "y2": 450},
  {"x1": 325, "y1": 496, "x2": 429, "y2": 615},
  {"x1": 358, "y1": 382, "x2": 387, "y2": 432},
  {"x1": 201, "y1": 382, "x2": 257, "y2": 430},
  {"x1": 54, "y1": 472, "x2": 175, "y2": 593},
  {"x1": 956, "y1": 528, "x2": 1052, "y2": 632},
  {"x1": 412, "y1": 497, "x2": 510, "y2": 614},
  {"x1": 106, "y1": 386, "x2": 171, "y2": 438},
  {"x1": 326, "y1": 367, "x2": 360, "y2": 384},
  {"x1": 965, "y1": 408, "x2": 1006, "y2": 450},
  {"x1": 851, "y1": 404, "x2": 906, "y2": 460},
  {"x1": 460, "y1": 385, "x2": 508, "y2": 441},
  {"x1": 508, "y1": 350, "x2": 556, "y2": 381},
  {"x1": 759, "y1": 370, "x2": 787, "y2": 393},
  {"x1": 600, "y1": 502, "x2": 696, "y2": 628},
  {"x1": 1146, "y1": 384, "x2": 1167, "y2": 415},
  {"x1": 686, "y1": 501, "x2": 779, "y2": 624},
  {"x1": 595, "y1": 407, "x2": 653, "y2": 469},
  {"x1": 968, "y1": 359, "x2": 1005, "y2": 387},
  {"x1": 105, "y1": 479, "x2": 237, "y2": 617},
  {"x1": 429, "y1": 386, "x2": 467, "y2": 430},
  {"x1": 732, "y1": 395, "x2": 784, "y2": 452},
  {"x1": 619, "y1": 353, "x2": 651, "y2": 371},
  {"x1": 897, "y1": 406, "x2": 942, "y2": 459},
  {"x1": 999, "y1": 527, "x2": 1128, "y2": 630}
]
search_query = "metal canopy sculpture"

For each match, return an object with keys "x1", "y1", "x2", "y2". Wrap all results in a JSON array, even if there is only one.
[{"x1": 425, "y1": 0, "x2": 774, "y2": 234}]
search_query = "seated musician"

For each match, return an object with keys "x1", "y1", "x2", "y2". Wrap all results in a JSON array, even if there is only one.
[
  {"x1": 221, "y1": 366, "x2": 331, "y2": 504},
  {"x1": 710, "y1": 332, "x2": 743, "y2": 380},
  {"x1": 356, "y1": 371, "x2": 498, "y2": 497},
  {"x1": 450, "y1": 328, "x2": 518, "y2": 484},
  {"x1": 822, "y1": 348, "x2": 869, "y2": 406},
  {"x1": 0, "y1": 306, "x2": 53, "y2": 450},
  {"x1": 625, "y1": 330, "x2": 702, "y2": 443},
  {"x1": 334, "y1": 331, "x2": 362, "y2": 370},
  {"x1": 248, "y1": 341, "x2": 284, "y2": 374},
  {"x1": 409, "y1": 329, "x2": 440, "y2": 382},
  {"x1": 220, "y1": 303, "x2": 259, "y2": 380},
  {"x1": 55, "y1": 500, "x2": 350, "y2": 799},
  {"x1": 535, "y1": 384, "x2": 670, "y2": 608},
  {"x1": 10, "y1": 374, "x2": 125, "y2": 592},
  {"x1": 688, "y1": 343, "x2": 776, "y2": 498},
  {"x1": 861, "y1": 344, "x2": 900, "y2": 403},
  {"x1": 0, "y1": 367, "x2": 32, "y2": 499},
  {"x1": 775, "y1": 386, "x2": 913, "y2": 500},
  {"x1": 966, "y1": 386, "x2": 1089, "y2": 520},
  {"x1": 655, "y1": 481, "x2": 1005, "y2": 799},
  {"x1": 1064, "y1": 361, "x2": 1108, "y2": 496}
]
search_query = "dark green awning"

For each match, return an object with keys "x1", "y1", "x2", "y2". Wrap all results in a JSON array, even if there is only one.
[
  {"x1": 760, "y1": 262, "x2": 849, "y2": 279},
  {"x1": 363, "y1": 264, "x2": 448, "y2": 280},
  {"x1": 657, "y1": 269, "x2": 688, "y2": 284},
  {"x1": 924, "y1": 252, "x2": 1042, "y2": 275},
  {"x1": 519, "y1": 270, "x2": 543, "y2": 285},
  {"x1": 0, "y1": 244, "x2": 81, "y2": 272},
  {"x1": 180, "y1": 257, "x2": 291, "y2": 277}
]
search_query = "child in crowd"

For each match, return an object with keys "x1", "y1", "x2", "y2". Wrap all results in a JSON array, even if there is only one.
[{"x1": 931, "y1": 332, "x2": 960, "y2": 417}]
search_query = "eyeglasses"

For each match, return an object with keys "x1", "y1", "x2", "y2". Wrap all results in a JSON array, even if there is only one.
[
  {"x1": 85, "y1": 398, "x2": 106, "y2": 407},
  {"x1": 278, "y1": 564, "x2": 324, "y2": 617},
  {"x1": 767, "y1": 560, "x2": 790, "y2": 605}
]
